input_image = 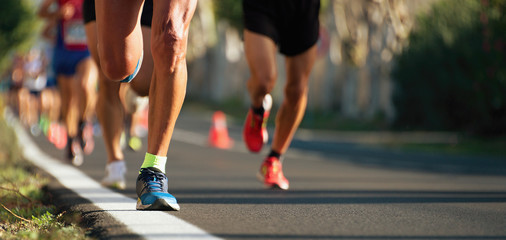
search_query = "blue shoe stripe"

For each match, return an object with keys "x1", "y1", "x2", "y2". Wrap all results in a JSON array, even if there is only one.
[{"x1": 140, "y1": 192, "x2": 178, "y2": 205}]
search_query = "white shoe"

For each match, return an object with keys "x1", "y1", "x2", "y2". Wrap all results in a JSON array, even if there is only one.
[{"x1": 101, "y1": 161, "x2": 127, "y2": 190}]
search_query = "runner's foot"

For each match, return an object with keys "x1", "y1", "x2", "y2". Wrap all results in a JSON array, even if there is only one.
[
  {"x1": 128, "y1": 136, "x2": 142, "y2": 152},
  {"x1": 67, "y1": 137, "x2": 84, "y2": 166},
  {"x1": 257, "y1": 156, "x2": 289, "y2": 190},
  {"x1": 136, "y1": 168, "x2": 180, "y2": 211},
  {"x1": 78, "y1": 121, "x2": 95, "y2": 155},
  {"x1": 243, "y1": 94, "x2": 272, "y2": 152},
  {"x1": 101, "y1": 161, "x2": 127, "y2": 190},
  {"x1": 48, "y1": 123, "x2": 67, "y2": 149}
]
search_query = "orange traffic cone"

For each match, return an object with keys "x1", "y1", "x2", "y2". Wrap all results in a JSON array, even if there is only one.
[{"x1": 208, "y1": 111, "x2": 233, "y2": 149}]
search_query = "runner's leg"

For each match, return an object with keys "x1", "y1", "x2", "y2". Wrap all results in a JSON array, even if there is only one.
[
  {"x1": 58, "y1": 75, "x2": 79, "y2": 138},
  {"x1": 129, "y1": 26, "x2": 153, "y2": 96},
  {"x1": 95, "y1": 0, "x2": 144, "y2": 81},
  {"x1": 74, "y1": 57, "x2": 98, "y2": 123},
  {"x1": 85, "y1": 20, "x2": 153, "y2": 164},
  {"x1": 271, "y1": 45, "x2": 317, "y2": 154},
  {"x1": 243, "y1": 30, "x2": 278, "y2": 109},
  {"x1": 147, "y1": 0, "x2": 197, "y2": 157}
]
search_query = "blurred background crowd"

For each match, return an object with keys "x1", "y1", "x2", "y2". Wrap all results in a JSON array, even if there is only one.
[{"x1": 1, "y1": 0, "x2": 505, "y2": 138}]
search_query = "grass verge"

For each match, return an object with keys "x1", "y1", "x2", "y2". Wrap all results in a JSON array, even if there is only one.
[{"x1": 0, "y1": 98, "x2": 92, "y2": 240}]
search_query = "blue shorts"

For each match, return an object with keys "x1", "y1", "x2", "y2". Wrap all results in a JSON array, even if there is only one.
[
  {"x1": 46, "y1": 76, "x2": 58, "y2": 88},
  {"x1": 52, "y1": 47, "x2": 90, "y2": 76}
]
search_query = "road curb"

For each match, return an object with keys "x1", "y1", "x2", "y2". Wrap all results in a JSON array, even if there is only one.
[{"x1": 9, "y1": 111, "x2": 221, "y2": 240}]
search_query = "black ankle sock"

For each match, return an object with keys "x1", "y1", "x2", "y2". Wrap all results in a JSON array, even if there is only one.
[
  {"x1": 77, "y1": 120, "x2": 85, "y2": 137},
  {"x1": 268, "y1": 149, "x2": 281, "y2": 159},
  {"x1": 251, "y1": 105, "x2": 264, "y2": 116}
]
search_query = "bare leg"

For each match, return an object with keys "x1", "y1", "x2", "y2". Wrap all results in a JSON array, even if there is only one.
[
  {"x1": 85, "y1": 21, "x2": 152, "y2": 164},
  {"x1": 243, "y1": 30, "x2": 278, "y2": 108},
  {"x1": 271, "y1": 45, "x2": 318, "y2": 154},
  {"x1": 95, "y1": 0, "x2": 196, "y2": 210},
  {"x1": 86, "y1": 21, "x2": 124, "y2": 163},
  {"x1": 74, "y1": 57, "x2": 98, "y2": 122},
  {"x1": 18, "y1": 88, "x2": 30, "y2": 126},
  {"x1": 130, "y1": 26, "x2": 153, "y2": 97},
  {"x1": 95, "y1": 0, "x2": 144, "y2": 81},
  {"x1": 97, "y1": 73, "x2": 125, "y2": 162},
  {"x1": 147, "y1": 0, "x2": 197, "y2": 156},
  {"x1": 58, "y1": 75, "x2": 79, "y2": 138},
  {"x1": 48, "y1": 88, "x2": 61, "y2": 122}
]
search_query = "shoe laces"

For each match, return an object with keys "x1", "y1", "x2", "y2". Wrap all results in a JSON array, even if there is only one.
[{"x1": 139, "y1": 168, "x2": 165, "y2": 192}]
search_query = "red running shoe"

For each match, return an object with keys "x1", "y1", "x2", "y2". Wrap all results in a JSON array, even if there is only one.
[
  {"x1": 48, "y1": 123, "x2": 67, "y2": 150},
  {"x1": 243, "y1": 94, "x2": 272, "y2": 152},
  {"x1": 79, "y1": 122, "x2": 95, "y2": 155},
  {"x1": 257, "y1": 156, "x2": 289, "y2": 190}
]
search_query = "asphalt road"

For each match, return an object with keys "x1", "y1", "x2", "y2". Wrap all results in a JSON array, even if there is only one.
[{"x1": 27, "y1": 108, "x2": 506, "y2": 240}]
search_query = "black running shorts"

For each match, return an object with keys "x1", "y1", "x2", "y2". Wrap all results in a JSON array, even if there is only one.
[
  {"x1": 83, "y1": 0, "x2": 153, "y2": 27},
  {"x1": 242, "y1": 0, "x2": 320, "y2": 56}
]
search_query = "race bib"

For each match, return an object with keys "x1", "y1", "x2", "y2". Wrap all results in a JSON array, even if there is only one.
[{"x1": 63, "y1": 19, "x2": 87, "y2": 50}]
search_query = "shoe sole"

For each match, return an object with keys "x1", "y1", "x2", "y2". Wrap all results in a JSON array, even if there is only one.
[{"x1": 136, "y1": 198, "x2": 180, "y2": 211}]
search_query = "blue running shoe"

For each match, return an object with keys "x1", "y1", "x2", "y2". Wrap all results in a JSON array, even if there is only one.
[{"x1": 136, "y1": 167, "x2": 180, "y2": 211}]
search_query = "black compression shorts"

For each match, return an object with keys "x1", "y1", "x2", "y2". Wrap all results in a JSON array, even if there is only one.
[
  {"x1": 83, "y1": 0, "x2": 153, "y2": 27},
  {"x1": 242, "y1": 0, "x2": 320, "y2": 56}
]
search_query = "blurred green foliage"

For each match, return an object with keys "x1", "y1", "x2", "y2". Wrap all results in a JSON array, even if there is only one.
[
  {"x1": 392, "y1": 0, "x2": 506, "y2": 136},
  {"x1": 212, "y1": 0, "x2": 243, "y2": 31},
  {"x1": 0, "y1": 0, "x2": 40, "y2": 74}
]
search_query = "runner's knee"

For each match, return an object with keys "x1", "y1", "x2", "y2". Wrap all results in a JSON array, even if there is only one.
[
  {"x1": 151, "y1": 26, "x2": 188, "y2": 73},
  {"x1": 99, "y1": 48, "x2": 141, "y2": 81},
  {"x1": 251, "y1": 68, "x2": 277, "y2": 95},
  {"x1": 284, "y1": 82, "x2": 307, "y2": 104}
]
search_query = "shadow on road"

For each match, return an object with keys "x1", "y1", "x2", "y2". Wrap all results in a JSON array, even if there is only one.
[
  {"x1": 120, "y1": 189, "x2": 506, "y2": 205},
  {"x1": 289, "y1": 139, "x2": 506, "y2": 176}
]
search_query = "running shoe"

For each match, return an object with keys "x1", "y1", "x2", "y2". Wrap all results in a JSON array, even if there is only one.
[
  {"x1": 39, "y1": 114, "x2": 50, "y2": 136},
  {"x1": 67, "y1": 138, "x2": 84, "y2": 166},
  {"x1": 128, "y1": 136, "x2": 142, "y2": 152},
  {"x1": 49, "y1": 123, "x2": 67, "y2": 150},
  {"x1": 243, "y1": 94, "x2": 272, "y2": 152},
  {"x1": 101, "y1": 161, "x2": 127, "y2": 190},
  {"x1": 257, "y1": 156, "x2": 289, "y2": 190},
  {"x1": 30, "y1": 124, "x2": 41, "y2": 136},
  {"x1": 78, "y1": 122, "x2": 95, "y2": 155},
  {"x1": 136, "y1": 168, "x2": 180, "y2": 211}
]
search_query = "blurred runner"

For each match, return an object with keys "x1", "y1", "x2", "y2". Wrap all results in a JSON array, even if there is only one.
[
  {"x1": 120, "y1": 84, "x2": 149, "y2": 152},
  {"x1": 7, "y1": 54, "x2": 27, "y2": 119},
  {"x1": 242, "y1": 0, "x2": 320, "y2": 190},
  {"x1": 22, "y1": 48, "x2": 47, "y2": 136},
  {"x1": 83, "y1": 0, "x2": 153, "y2": 190},
  {"x1": 91, "y1": 0, "x2": 197, "y2": 211},
  {"x1": 40, "y1": 19, "x2": 65, "y2": 148},
  {"x1": 38, "y1": 0, "x2": 98, "y2": 166}
]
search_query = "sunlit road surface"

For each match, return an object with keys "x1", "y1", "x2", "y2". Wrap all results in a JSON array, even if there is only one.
[{"x1": 27, "y1": 108, "x2": 506, "y2": 240}]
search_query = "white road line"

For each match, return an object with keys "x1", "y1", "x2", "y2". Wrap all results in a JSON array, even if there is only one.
[{"x1": 11, "y1": 117, "x2": 221, "y2": 240}]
